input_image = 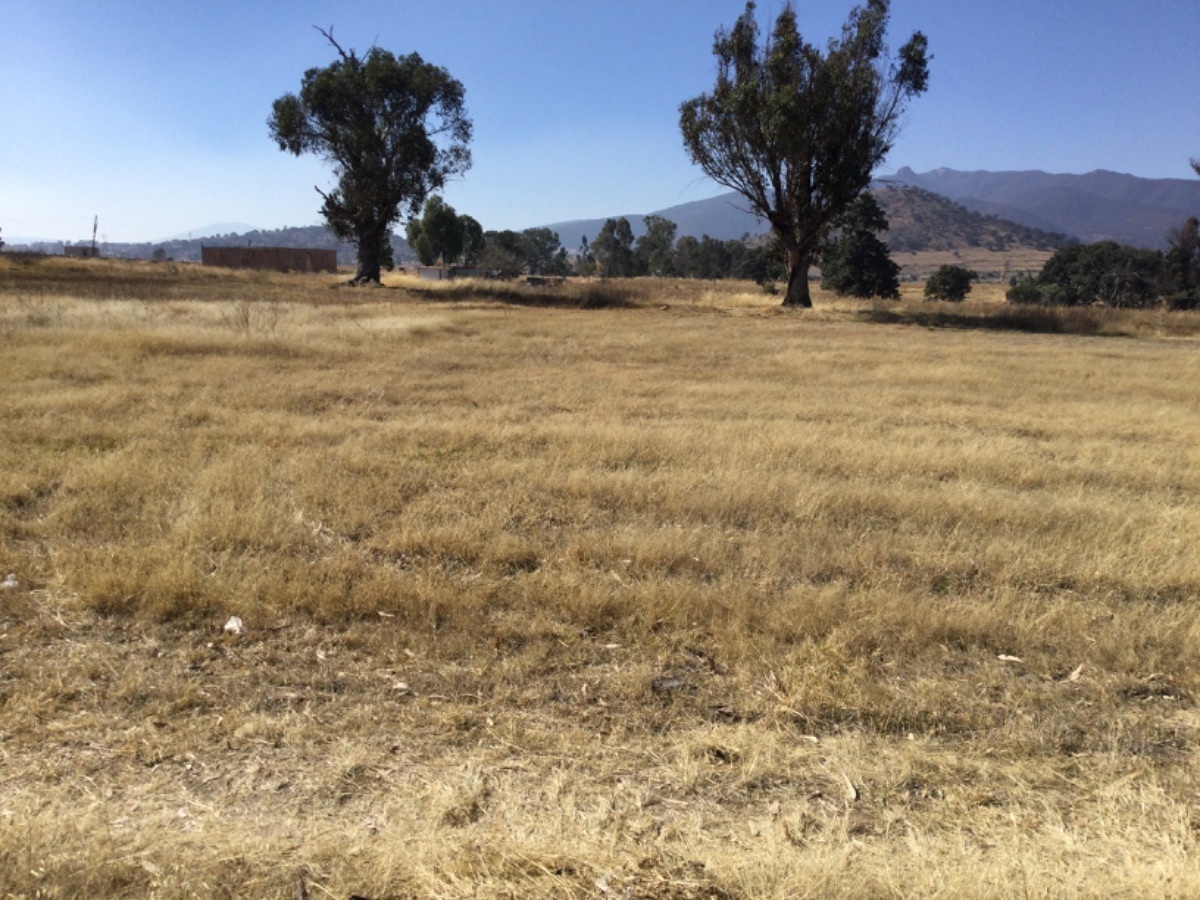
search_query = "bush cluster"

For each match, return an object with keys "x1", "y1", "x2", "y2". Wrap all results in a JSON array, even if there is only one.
[
  {"x1": 924, "y1": 264, "x2": 977, "y2": 302},
  {"x1": 1006, "y1": 220, "x2": 1200, "y2": 310}
]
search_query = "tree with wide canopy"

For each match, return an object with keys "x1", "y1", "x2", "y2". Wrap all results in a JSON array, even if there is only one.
[
  {"x1": 680, "y1": 1, "x2": 928, "y2": 307},
  {"x1": 269, "y1": 29, "x2": 471, "y2": 284}
]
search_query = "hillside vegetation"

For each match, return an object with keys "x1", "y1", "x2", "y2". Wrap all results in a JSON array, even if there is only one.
[
  {"x1": 876, "y1": 185, "x2": 1069, "y2": 253},
  {"x1": 2, "y1": 258, "x2": 1200, "y2": 897},
  {"x1": 892, "y1": 167, "x2": 1200, "y2": 250}
]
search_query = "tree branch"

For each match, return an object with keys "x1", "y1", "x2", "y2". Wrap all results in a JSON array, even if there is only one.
[{"x1": 314, "y1": 25, "x2": 351, "y2": 62}]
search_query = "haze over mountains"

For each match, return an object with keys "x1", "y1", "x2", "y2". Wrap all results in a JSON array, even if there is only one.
[
  {"x1": 545, "y1": 181, "x2": 1073, "y2": 255},
  {"x1": 888, "y1": 167, "x2": 1200, "y2": 250},
  {"x1": 547, "y1": 168, "x2": 1199, "y2": 252},
  {"x1": 9, "y1": 168, "x2": 1196, "y2": 261}
]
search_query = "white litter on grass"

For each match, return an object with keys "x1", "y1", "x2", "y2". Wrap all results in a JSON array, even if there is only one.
[
  {"x1": 0, "y1": 574, "x2": 17, "y2": 590},
  {"x1": 223, "y1": 616, "x2": 246, "y2": 636}
]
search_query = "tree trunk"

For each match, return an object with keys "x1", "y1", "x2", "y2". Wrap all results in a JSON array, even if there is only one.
[
  {"x1": 352, "y1": 240, "x2": 381, "y2": 284},
  {"x1": 351, "y1": 228, "x2": 385, "y2": 285},
  {"x1": 782, "y1": 246, "x2": 813, "y2": 308}
]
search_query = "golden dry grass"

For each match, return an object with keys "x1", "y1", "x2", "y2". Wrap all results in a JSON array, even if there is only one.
[{"x1": 2, "y1": 256, "x2": 1200, "y2": 897}]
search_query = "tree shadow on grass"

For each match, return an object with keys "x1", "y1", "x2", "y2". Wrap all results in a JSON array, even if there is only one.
[
  {"x1": 859, "y1": 304, "x2": 1111, "y2": 336},
  {"x1": 404, "y1": 279, "x2": 640, "y2": 310}
]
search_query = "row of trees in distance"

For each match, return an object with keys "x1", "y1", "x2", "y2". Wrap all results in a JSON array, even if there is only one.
[
  {"x1": 1007, "y1": 217, "x2": 1200, "y2": 310},
  {"x1": 268, "y1": 9, "x2": 1194, "y2": 310},
  {"x1": 1004, "y1": 158, "x2": 1198, "y2": 309},
  {"x1": 269, "y1": 3, "x2": 931, "y2": 304},
  {"x1": 400, "y1": 194, "x2": 789, "y2": 283}
]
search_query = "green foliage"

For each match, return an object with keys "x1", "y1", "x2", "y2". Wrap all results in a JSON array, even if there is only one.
[
  {"x1": 634, "y1": 216, "x2": 679, "y2": 276},
  {"x1": 1165, "y1": 216, "x2": 1200, "y2": 310},
  {"x1": 924, "y1": 265, "x2": 977, "y2": 302},
  {"x1": 475, "y1": 229, "x2": 565, "y2": 277},
  {"x1": 406, "y1": 196, "x2": 465, "y2": 266},
  {"x1": 820, "y1": 193, "x2": 900, "y2": 299},
  {"x1": 1035, "y1": 242, "x2": 1165, "y2": 308},
  {"x1": 480, "y1": 230, "x2": 525, "y2": 278},
  {"x1": 736, "y1": 236, "x2": 788, "y2": 289},
  {"x1": 460, "y1": 216, "x2": 485, "y2": 266},
  {"x1": 408, "y1": 232, "x2": 435, "y2": 266},
  {"x1": 576, "y1": 237, "x2": 596, "y2": 277},
  {"x1": 591, "y1": 218, "x2": 636, "y2": 278},
  {"x1": 521, "y1": 228, "x2": 564, "y2": 275},
  {"x1": 1005, "y1": 277, "x2": 1045, "y2": 305},
  {"x1": 673, "y1": 235, "x2": 747, "y2": 280},
  {"x1": 680, "y1": 1, "x2": 928, "y2": 307},
  {"x1": 268, "y1": 29, "x2": 471, "y2": 284},
  {"x1": 1007, "y1": 213, "x2": 1200, "y2": 310}
]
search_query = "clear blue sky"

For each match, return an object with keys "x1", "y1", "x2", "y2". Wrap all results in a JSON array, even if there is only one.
[{"x1": 3, "y1": 0, "x2": 1198, "y2": 243}]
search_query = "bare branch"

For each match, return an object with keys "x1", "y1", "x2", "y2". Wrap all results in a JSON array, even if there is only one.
[{"x1": 314, "y1": 25, "x2": 351, "y2": 62}]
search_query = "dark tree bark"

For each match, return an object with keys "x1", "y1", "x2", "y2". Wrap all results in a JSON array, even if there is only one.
[{"x1": 783, "y1": 246, "x2": 812, "y2": 308}]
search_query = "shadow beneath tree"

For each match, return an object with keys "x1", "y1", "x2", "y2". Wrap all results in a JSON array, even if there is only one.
[{"x1": 858, "y1": 304, "x2": 1110, "y2": 336}]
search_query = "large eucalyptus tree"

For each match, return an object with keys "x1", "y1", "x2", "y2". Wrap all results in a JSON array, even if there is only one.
[
  {"x1": 680, "y1": 1, "x2": 928, "y2": 307},
  {"x1": 269, "y1": 29, "x2": 471, "y2": 284}
]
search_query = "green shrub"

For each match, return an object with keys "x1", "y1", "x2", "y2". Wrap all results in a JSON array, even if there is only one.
[
  {"x1": 924, "y1": 265, "x2": 977, "y2": 302},
  {"x1": 1006, "y1": 278, "x2": 1044, "y2": 305}
]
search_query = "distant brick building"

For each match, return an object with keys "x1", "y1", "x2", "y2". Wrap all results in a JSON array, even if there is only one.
[{"x1": 201, "y1": 246, "x2": 337, "y2": 274}]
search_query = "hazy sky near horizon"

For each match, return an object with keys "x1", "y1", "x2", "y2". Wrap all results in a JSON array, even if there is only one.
[{"x1": 3, "y1": 0, "x2": 1198, "y2": 243}]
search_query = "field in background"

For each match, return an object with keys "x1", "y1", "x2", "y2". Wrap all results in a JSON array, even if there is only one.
[
  {"x1": 895, "y1": 247, "x2": 1055, "y2": 282},
  {"x1": 3, "y1": 257, "x2": 1200, "y2": 897}
]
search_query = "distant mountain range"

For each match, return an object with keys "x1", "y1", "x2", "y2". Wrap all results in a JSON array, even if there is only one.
[
  {"x1": 547, "y1": 168, "x2": 1199, "y2": 252},
  {"x1": 0, "y1": 187, "x2": 1075, "y2": 266},
  {"x1": 886, "y1": 167, "x2": 1200, "y2": 249},
  {"x1": 873, "y1": 184, "x2": 1069, "y2": 253},
  {"x1": 8, "y1": 168, "x2": 1195, "y2": 262},
  {"x1": 544, "y1": 182, "x2": 1071, "y2": 256},
  {"x1": 164, "y1": 222, "x2": 258, "y2": 241},
  {"x1": 543, "y1": 194, "x2": 765, "y2": 251}
]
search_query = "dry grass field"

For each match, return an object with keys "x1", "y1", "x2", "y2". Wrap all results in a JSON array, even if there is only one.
[{"x1": 2, "y1": 255, "x2": 1200, "y2": 898}]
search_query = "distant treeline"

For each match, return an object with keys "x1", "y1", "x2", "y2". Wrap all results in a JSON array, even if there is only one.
[
  {"x1": 5, "y1": 184, "x2": 1072, "y2": 283},
  {"x1": 1007, "y1": 218, "x2": 1200, "y2": 309},
  {"x1": 399, "y1": 194, "x2": 785, "y2": 282},
  {"x1": 425, "y1": 218, "x2": 783, "y2": 283}
]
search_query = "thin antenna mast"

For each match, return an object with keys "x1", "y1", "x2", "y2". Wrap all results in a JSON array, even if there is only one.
[{"x1": 92, "y1": 216, "x2": 98, "y2": 253}]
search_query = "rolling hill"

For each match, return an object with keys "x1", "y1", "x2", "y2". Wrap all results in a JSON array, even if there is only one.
[
  {"x1": 544, "y1": 184, "x2": 1070, "y2": 260},
  {"x1": 11, "y1": 167, "x2": 1193, "y2": 265},
  {"x1": 873, "y1": 184, "x2": 1069, "y2": 253},
  {"x1": 887, "y1": 167, "x2": 1200, "y2": 249}
]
